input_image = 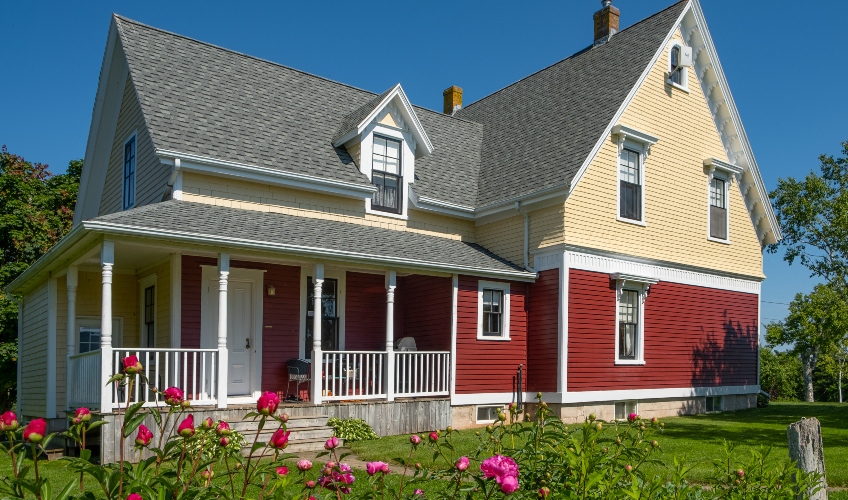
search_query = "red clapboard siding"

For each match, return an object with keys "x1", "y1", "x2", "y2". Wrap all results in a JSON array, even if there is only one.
[
  {"x1": 180, "y1": 256, "x2": 301, "y2": 395},
  {"x1": 345, "y1": 272, "x2": 387, "y2": 351},
  {"x1": 456, "y1": 276, "x2": 528, "y2": 394},
  {"x1": 400, "y1": 275, "x2": 452, "y2": 351},
  {"x1": 567, "y1": 269, "x2": 758, "y2": 391},
  {"x1": 528, "y1": 269, "x2": 559, "y2": 393}
]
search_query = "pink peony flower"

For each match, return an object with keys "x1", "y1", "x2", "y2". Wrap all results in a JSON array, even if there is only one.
[
  {"x1": 737, "y1": 469, "x2": 745, "y2": 477},
  {"x1": 177, "y1": 415, "x2": 195, "y2": 438},
  {"x1": 127, "y1": 494, "x2": 143, "y2": 500},
  {"x1": 297, "y1": 459, "x2": 313, "y2": 471},
  {"x1": 410, "y1": 434, "x2": 421, "y2": 445},
  {"x1": 539, "y1": 487, "x2": 551, "y2": 498},
  {"x1": 414, "y1": 489, "x2": 425, "y2": 496},
  {"x1": 305, "y1": 481, "x2": 316, "y2": 489},
  {"x1": 220, "y1": 436, "x2": 230, "y2": 447},
  {"x1": 276, "y1": 466, "x2": 289, "y2": 476},
  {"x1": 428, "y1": 431, "x2": 439, "y2": 443},
  {"x1": 456, "y1": 456, "x2": 470, "y2": 471},
  {"x1": 257, "y1": 391, "x2": 280, "y2": 416},
  {"x1": 135, "y1": 424, "x2": 153, "y2": 447},
  {"x1": 216, "y1": 420, "x2": 231, "y2": 436},
  {"x1": 122, "y1": 355, "x2": 143, "y2": 375},
  {"x1": 269, "y1": 429, "x2": 290, "y2": 449},
  {"x1": 200, "y1": 417, "x2": 214, "y2": 430},
  {"x1": 201, "y1": 469, "x2": 213, "y2": 480},
  {"x1": 480, "y1": 455, "x2": 519, "y2": 485},
  {"x1": 366, "y1": 461, "x2": 390, "y2": 476},
  {"x1": 162, "y1": 387, "x2": 184, "y2": 406},
  {"x1": 501, "y1": 475, "x2": 519, "y2": 494},
  {"x1": 23, "y1": 419, "x2": 47, "y2": 443},
  {"x1": 324, "y1": 436, "x2": 339, "y2": 450},
  {"x1": 1, "y1": 411, "x2": 18, "y2": 431},
  {"x1": 628, "y1": 413, "x2": 638, "y2": 422},
  {"x1": 73, "y1": 407, "x2": 92, "y2": 425}
]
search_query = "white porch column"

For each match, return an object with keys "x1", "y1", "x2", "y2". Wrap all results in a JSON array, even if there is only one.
[
  {"x1": 311, "y1": 264, "x2": 324, "y2": 405},
  {"x1": 100, "y1": 241, "x2": 114, "y2": 414},
  {"x1": 217, "y1": 254, "x2": 230, "y2": 409},
  {"x1": 385, "y1": 271, "x2": 396, "y2": 402},
  {"x1": 66, "y1": 267, "x2": 78, "y2": 410}
]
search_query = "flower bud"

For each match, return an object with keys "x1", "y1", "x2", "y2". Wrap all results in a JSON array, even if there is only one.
[
  {"x1": 201, "y1": 470, "x2": 213, "y2": 480},
  {"x1": 589, "y1": 413, "x2": 596, "y2": 421},
  {"x1": 410, "y1": 434, "x2": 421, "y2": 445},
  {"x1": 625, "y1": 464, "x2": 633, "y2": 472},
  {"x1": 651, "y1": 440, "x2": 659, "y2": 448},
  {"x1": 446, "y1": 426, "x2": 453, "y2": 433},
  {"x1": 539, "y1": 487, "x2": 551, "y2": 498},
  {"x1": 596, "y1": 422, "x2": 603, "y2": 431},
  {"x1": 428, "y1": 431, "x2": 439, "y2": 443}
]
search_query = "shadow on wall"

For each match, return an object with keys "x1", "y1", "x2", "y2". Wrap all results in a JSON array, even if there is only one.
[{"x1": 690, "y1": 312, "x2": 758, "y2": 388}]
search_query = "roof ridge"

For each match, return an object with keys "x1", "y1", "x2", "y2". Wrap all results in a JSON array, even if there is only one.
[
  {"x1": 461, "y1": 0, "x2": 688, "y2": 111},
  {"x1": 112, "y1": 14, "x2": 380, "y2": 100}
]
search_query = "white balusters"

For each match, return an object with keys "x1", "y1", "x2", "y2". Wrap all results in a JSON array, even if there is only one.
[{"x1": 107, "y1": 348, "x2": 218, "y2": 407}]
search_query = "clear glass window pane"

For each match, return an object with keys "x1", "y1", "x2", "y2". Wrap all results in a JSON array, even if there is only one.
[
  {"x1": 619, "y1": 150, "x2": 640, "y2": 185},
  {"x1": 618, "y1": 290, "x2": 639, "y2": 360},
  {"x1": 710, "y1": 178, "x2": 726, "y2": 209},
  {"x1": 373, "y1": 137, "x2": 386, "y2": 156},
  {"x1": 386, "y1": 139, "x2": 400, "y2": 159},
  {"x1": 384, "y1": 157, "x2": 399, "y2": 175}
]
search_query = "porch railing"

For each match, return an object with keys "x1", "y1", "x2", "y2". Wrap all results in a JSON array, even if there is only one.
[
  {"x1": 111, "y1": 348, "x2": 218, "y2": 407},
  {"x1": 394, "y1": 351, "x2": 451, "y2": 398},
  {"x1": 68, "y1": 350, "x2": 102, "y2": 408},
  {"x1": 321, "y1": 351, "x2": 387, "y2": 401}
]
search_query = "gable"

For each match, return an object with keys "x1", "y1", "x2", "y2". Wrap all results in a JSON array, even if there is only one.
[{"x1": 560, "y1": 26, "x2": 764, "y2": 279}]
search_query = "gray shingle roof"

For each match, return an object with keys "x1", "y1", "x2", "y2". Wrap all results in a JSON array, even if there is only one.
[
  {"x1": 88, "y1": 201, "x2": 529, "y2": 277},
  {"x1": 457, "y1": 1, "x2": 687, "y2": 208},
  {"x1": 331, "y1": 87, "x2": 394, "y2": 145}
]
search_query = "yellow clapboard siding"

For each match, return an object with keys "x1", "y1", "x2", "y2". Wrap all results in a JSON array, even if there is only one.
[
  {"x1": 182, "y1": 172, "x2": 476, "y2": 242},
  {"x1": 562, "y1": 30, "x2": 763, "y2": 278}
]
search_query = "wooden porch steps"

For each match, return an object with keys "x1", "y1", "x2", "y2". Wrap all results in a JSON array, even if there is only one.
[{"x1": 229, "y1": 415, "x2": 334, "y2": 455}]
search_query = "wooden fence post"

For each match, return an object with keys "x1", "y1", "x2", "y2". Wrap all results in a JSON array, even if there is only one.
[{"x1": 787, "y1": 417, "x2": 828, "y2": 500}]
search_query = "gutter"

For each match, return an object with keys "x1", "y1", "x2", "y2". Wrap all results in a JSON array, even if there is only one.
[{"x1": 514, "y1": 202, "x2": 536, "y2": 273}]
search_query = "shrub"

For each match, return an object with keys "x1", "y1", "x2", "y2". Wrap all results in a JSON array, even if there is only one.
[{"x1": 328, "y1": 417, "x2": 378, "y2": 442}]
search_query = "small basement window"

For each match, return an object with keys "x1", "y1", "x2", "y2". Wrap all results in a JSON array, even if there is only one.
[
  {"x1": 477, "y1": 406, "x2": 504, "y2": 423},
  {"x1": 614, "y1": 401, "x2": 638, "y2": 421},
  {"x1": 706, "y1": 396, "x2": 722, "y2": 413}
]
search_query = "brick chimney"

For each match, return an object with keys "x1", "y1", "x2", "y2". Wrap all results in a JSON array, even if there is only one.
[
  {"x1": 593, "y1": 0, "x2": 620, "y2": 45},
  {"x1": 443, "y1": 86, "x2": 463, "y2": 115}
]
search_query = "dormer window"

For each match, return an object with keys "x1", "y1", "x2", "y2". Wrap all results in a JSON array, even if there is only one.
[{"x1": 371, "y1": 135, "x2": 402, "y2": 213}]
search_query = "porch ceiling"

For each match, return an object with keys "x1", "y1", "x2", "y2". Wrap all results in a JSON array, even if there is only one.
[{"x1": 83, "y1": 200, "x2": 534, "y2": 280}]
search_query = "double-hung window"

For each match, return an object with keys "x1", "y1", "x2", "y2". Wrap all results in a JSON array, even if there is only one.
[
  {"x1": 709, "y1": 176, "x2": 728, "y2": 240},
  {"x1": 619, "y1": 149, "x2": 642, "y2": 221},
  {"x1": 371, "y1": 136, "x2": 402, "y2": 213},
  {"x1": 79, "y1": 326, "x2": 101, "y2": 354},
  {"x1": 669, "y1": 45, "x2": 684, "y2": 86},
  {"x1": 477, "y1": 281, "x2": 510, "y2": 340},
  {"x1": 611, "y1": 273, "x2": 655, "y2": 364},
  {"x1": 123, "y1": 135, "x2": 136, "y2": 210},
  {"x1": 618, "y1": 290, "x2": 639, "y2": 360}
]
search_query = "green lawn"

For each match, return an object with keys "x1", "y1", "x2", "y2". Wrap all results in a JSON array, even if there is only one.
[{"x1": 349, "y1": 402, "x2": 848, "y2": 487}]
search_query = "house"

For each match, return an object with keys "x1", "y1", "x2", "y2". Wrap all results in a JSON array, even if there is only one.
[{"x1": 6, "y1": 0, "x2": 779, "y2": 457}]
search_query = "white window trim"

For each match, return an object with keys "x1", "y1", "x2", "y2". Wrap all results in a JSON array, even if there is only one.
[
  {"x1": 361, "y1": 108, "x2": 415, "y2": 221},
  {"x1": 477, "y1": 280, "x2": 511, "y2": 341},
  {"x1": 138, "y1": 274, "x2": 157, "y2": 348},
  {"x1": 611, "y1": 273, "x2": 657, "y2": 365},
  {"x1": 122, "y1": 131, "x2": 138, "y2": 211},
  {"x1": 614, "y1": 401, "x2": 639, "y2": 421},
  {"x1": 704, "y1": 158, "x2": 743, "y2": 245},
  {"x1": 612, "y1": 126, "x2": 658, "y2": 227},
  {"x1": 76, "y1": 316, "x2": 124, "y2": 351},
  {"x1": 666, "y1": 41, "x2": 689, "y2": 93},
  {"x1": 476, "y1": 405, "x2": 505, "y2": 424}
]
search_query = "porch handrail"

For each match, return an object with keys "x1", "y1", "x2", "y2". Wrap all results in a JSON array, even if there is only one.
[
  {"x1": 68, "y1": 349, "x2": 102, "y2": 409},
  {"x1": 321, "y1": 351, "x2": 387, "y2": 401},
  {"x1": 394, "y1": 351, "x2": 451, "y2": 398},
  {"x1": 111, "y1": 348, "x2": 218, "y2": 407}
]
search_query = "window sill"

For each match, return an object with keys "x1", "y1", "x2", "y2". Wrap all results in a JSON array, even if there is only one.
[
  {"x1": 365, "y1": 206, "x2": 408, "y2": 221},
  {"x1": 477, "y1": 336, "x2": 511, "y2": 342},
  {"x1": 666, "y1": 80, "x2": 690, "y2": 93},
  {"x1": 617, "y1": 216, "x2": 646, "y2": 227},
  {"x1": 708, "y1": 236, "x2": 731, "y2": 245},
  {"x1": 614, "y1": 359, "x2": 646, "y2": 366}
]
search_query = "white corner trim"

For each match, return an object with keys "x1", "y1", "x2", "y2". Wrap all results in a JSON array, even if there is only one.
[
  {"x1": 46, "y1": 277, "x2": 58, "y2": 418},
  {"x1": 170, "y1": 253, "x2": 181, "y2": 349},
  {"x1": 611, "y1": 125, "x2": 660, "y2": 146},
  {"x1": 155, "y1": 149, "x2": 377, "y2": 200},
  {"x1": 476, "y1": 280, "x2": 511, "y2": 341},
  {"x1": 559, "y1": 257, "x2": 569, "y2": 393},
  {"x1": 450, "y1": 274, "x2": 458, "y2": 398}
]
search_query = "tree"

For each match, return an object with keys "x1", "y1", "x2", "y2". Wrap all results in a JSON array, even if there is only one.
[
  {"x1": 759, "y1": 346, "x2": 803, "y2": 401},
  {"x1": 765, "y1": 284, "x2": 848, "y2": 402},
  {"x1": 768, "y1": 140, "x2": 848, "y2": 291},
  {"x1": 0, "y1": 146, "x2": 80, "y2": 411}
]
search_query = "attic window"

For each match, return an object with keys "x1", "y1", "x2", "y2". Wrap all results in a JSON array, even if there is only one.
[
  {"x1": 371, "y1": 136, "x2": 402, "y2": 213},
  {"x1": 667, "y1": 43, "x2": 690, "y2": 91}
]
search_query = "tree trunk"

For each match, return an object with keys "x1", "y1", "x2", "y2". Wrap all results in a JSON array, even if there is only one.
[
  {"x1": 787, "y1": 417, "x2": 828, "y2": 500},
  {"x1": 802, "y1": 355, "x2": 816, "y2": 403},
  {"x1": 839, "y1": 365, "x2": 843, "y2": 404}
]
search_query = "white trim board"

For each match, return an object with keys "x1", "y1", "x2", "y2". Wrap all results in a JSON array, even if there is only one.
[
  {"x1": 534, "y1": 248, "x2": 760, "y2": 294},
  {"x1": 531, "y1": 385, "x2": 758, "y2": 405}
]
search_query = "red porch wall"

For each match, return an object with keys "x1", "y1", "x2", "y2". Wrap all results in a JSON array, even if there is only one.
[
  {"x1": 567, "y1": 269, "x2": 758, "y2": 391},
  {"x1": 180, "y1": 256, "x2": 301, "y2": 395},
  {"x1": 456, "y1": 276, "x2": 528, "y2": 394},
  {"x1": 399, "y1": 275, "x2": 451, "y2": 351},
  {"x1": 345, "y1": 272, "x2": 388, "y2": 351},
  {"x1": 527, "y1": 269, "x2": 559, "y2": 393}
]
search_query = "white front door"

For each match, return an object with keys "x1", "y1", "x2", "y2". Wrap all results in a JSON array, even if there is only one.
[{"x1": 200, "y1": 266, "x2": 263, "y2": 398}]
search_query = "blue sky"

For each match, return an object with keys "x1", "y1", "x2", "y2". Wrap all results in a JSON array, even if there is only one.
[{"x1": 2, "y1": 0, "x2": 845, "y2": 332}]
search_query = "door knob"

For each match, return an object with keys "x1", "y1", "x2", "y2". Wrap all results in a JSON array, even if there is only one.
[{"x1": 246, "y1": 338, "x2": 251, "y2": 349}]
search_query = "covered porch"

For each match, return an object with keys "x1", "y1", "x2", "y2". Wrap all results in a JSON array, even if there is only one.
[{"x1": 64, "y1": 240, "x2": 454, "y2": 413}]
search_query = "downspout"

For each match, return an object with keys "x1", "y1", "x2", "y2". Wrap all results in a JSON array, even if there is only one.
[
  {"x1": 163, "y1": 158, "x2": 182, "y2": 201},
  {"x1": 514, "y1": 202, "x2": 537, "y2": 273},
  {"x1": 5, "y1": 291, "x2": 22, "y2": 413}
]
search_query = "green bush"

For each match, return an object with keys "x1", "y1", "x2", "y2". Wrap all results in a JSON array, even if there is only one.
[{"x1": 327, "y1": 417, "x2": 378, "y2": 442}]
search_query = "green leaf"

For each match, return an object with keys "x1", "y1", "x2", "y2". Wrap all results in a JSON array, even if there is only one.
[
  {"x1": 124, "y1": 413, "x2": 148, "y2": 438},
  {"x1": 53, "y1": 479, "x2": 76, "y2": 500},
  {"x1": 87, "y1": 420, "x2": 108, "y2": 432}
]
